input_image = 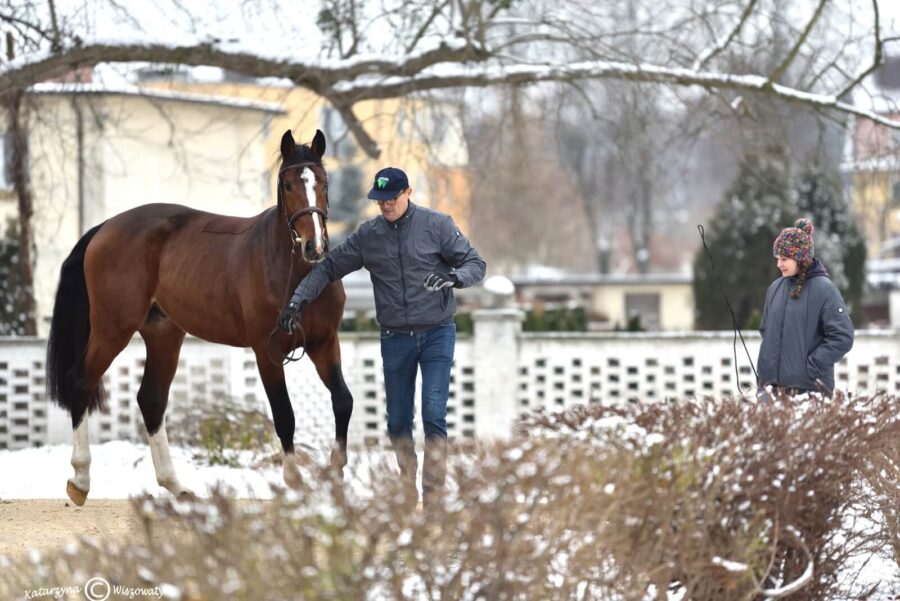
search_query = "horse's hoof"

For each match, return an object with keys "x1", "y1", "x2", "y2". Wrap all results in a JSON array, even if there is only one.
[
  {"x1": 177, "y1": 490, "x2": 198, "y2": 502},
  {"x1": 330, "y1": 448, "x2": 348, "y2": 472},
  {"x1": 66, "y1": 480, "x2": 88, "y2": 506},
  {"x1": 283, "y1": 462, "x2": 303, "y2": 490}
]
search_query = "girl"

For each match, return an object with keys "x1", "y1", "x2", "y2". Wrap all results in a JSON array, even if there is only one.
[{"x1": 757, "y1": 218, "x2": 854, "y2": 397}]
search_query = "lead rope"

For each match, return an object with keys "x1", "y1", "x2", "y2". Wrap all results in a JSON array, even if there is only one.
[
  {"x1": 266, "y1": 220, "x2": 308, "y2": 367},
  {"x1": 697, "y1": 225, "x2": 759, "y2": 398}
]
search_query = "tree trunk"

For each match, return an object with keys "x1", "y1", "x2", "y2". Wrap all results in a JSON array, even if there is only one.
[{"x1": 8, "y1": 90, "x2": 37, "y2": 335}]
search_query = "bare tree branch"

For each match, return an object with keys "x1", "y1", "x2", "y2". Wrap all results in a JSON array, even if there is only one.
[
  {"x1": 836, "y1": 0, "x2": 883, "y2": 98},
  {"x1": 47, "y1": 0, "x2": 61, "y2": 53},
  {"x1": 759, "y1": 526, "x2": 814, "y2": 598},
  {"x1": 332, "y1": 59, "x2": 900, "y2": 130},
  {"x1": 0, "y1": 11, "x2": 55, "y2": 46},
  {"x1": 0, "y1": 39, "x2": 487, "y2": 97},
  {"x1": 692, "y1": 0, "x2": 760, "y2": 71},
  {"x1": 330, "y1": 100, "x2": 381, "y2": 158},
  {"x1": 0, "y1": 0, "x2": 895, "y2": 161},
  {"x1": 406, "y1": 0, "x2": 450, "y2": 54},
  {"x1": 341, "y1": 0, "x2": 360, "y2": 59},
  {"x1": 7, "y1": 89, "x2": 37, "y2": 335},
  {"x1": 766, "y1": 0, "x2": 829, "y2": 86}
]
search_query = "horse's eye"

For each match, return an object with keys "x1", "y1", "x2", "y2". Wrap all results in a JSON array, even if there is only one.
[{"x1": 284, "y1": 182, "x2": 292, "y2": 192}]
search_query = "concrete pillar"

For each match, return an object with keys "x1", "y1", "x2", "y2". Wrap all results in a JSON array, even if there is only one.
[
  {"x1": 890, "y1": 288, "x2": 900, "y2": 329},
  {"x1": 472, "y1": 308, "x2": 524, "y2": 437}
]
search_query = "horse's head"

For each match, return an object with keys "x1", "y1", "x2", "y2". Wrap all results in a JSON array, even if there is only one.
[{"x1": 278, "y1": 129, "x2": 329, "y2": 264}]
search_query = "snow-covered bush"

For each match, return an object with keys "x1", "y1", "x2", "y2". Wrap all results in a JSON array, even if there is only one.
[{"x1": 2, "y1": 394, "x2": 898, "y2": 600}]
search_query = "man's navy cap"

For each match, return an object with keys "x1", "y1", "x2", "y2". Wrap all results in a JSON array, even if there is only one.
[{"x1": 367, "y1": 167, "x2": 409, "y2": 201}]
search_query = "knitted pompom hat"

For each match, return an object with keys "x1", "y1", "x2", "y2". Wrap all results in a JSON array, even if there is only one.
[{"x1": 773, "y1": 218, "x2": 814, "y2": 265}]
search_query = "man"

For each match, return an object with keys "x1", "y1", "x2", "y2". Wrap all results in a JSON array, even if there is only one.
[{"x1": 278, "y1": 166, "x2": 486, "y2": 508}]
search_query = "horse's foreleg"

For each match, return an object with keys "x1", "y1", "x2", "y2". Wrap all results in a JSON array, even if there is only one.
[
  {"x1": 138, "y1": 320, "x2": 188, "y2": 497},
  {"x1": 254, "y1": 350, "x2": 302, "y2": 489},
  {"x1": 307, "y1": 337, "x2": 353, "y2": 473}
]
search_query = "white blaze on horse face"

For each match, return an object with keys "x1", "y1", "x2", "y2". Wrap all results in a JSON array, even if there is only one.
[
  {"x1": 301, "y1": 167, "x2": 325, "y2": 254},
  {"x1": 69, "y1": 416, "x2": 91, "y2": 492}
]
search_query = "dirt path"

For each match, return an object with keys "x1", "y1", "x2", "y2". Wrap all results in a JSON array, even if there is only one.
[{"x1": 0, "y1": 499, "x2": 142, "y2": 561}]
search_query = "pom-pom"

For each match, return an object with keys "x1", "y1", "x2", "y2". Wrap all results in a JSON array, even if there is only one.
[{"x1": 794, "y1": 218, "x2": 813, "y2": 235}]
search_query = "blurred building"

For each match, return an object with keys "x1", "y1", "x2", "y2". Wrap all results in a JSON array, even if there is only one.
[
  {"x1": 0, "y1": 78, "x2": 283, "y2": 337},
  {"x1": 844, "y1": 54, "x2": 900, "y2": 326},
  {"x1": 0, "y1": 67, "x2": 475, "y2": 337},
  {"x1": 139, "y1": 73, "x2": 472, "y2": 241},
  {"x1": 511, "y1": 272, "x2": 695, "y2": 331},
  {"x1": 845, "y1": 55, "x2": 900, "y2": 259}
]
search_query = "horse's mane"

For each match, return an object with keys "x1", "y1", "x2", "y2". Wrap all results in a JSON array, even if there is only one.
[{"x1": 284, "y1": 144, "x2": 322, "y2": 169}]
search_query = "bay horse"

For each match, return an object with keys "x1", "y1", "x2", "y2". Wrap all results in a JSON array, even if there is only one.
[{"x1": 45, "y1": 130, "x2": 352, "y2": 505}]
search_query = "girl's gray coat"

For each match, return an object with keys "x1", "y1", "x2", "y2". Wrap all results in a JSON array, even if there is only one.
[{"x1": 757, "y1": 259, "x2": 854, "y2": 392}]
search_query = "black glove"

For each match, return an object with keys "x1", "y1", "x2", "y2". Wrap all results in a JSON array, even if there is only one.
[
  {"x1": 424, "y1": 269, "x2": 460, "y2": 291},
  {"x1": 277, "y1": 300, "x2": 306, "y2": 333}
]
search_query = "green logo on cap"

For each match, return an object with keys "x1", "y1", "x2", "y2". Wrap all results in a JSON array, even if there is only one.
[{"x1": 376, "y1": 177, "x2": 389, "y2": 189}]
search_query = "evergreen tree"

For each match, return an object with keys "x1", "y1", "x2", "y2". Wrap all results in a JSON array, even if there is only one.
[
  {"x1": 0, "y1": 218, "x2": 28, "y2": 335},
  {"x1": 694, "y1": 145, "x2": 797, "y2": 330},
  {"x1": 794, "y1": 161, "x2": 867, "y2": 323}
]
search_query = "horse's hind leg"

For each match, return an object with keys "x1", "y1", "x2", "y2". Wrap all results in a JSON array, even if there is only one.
[
  {"x1": 138, "y1": 315, "x2": 188, "y2": 496},
  {"x1": 307, "y1": 336, "x2": 353, "y2": 474},
  {"x1": 67, "y1": 329, "x2": 134, "y2": 506},
  {"x1": 67, "y1": 412, "x2": 91, "y2": 506}
]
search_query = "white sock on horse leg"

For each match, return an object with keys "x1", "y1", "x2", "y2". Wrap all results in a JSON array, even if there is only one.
[
  {"x1": 149, "y1": 418, "x2": 184, "y2": 495},
  {"x1": 69, "y1": 417, "x2": 91, "y2": 492}
]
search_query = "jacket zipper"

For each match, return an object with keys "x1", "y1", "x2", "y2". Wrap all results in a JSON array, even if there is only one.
[{"x1": 395, "y1": 222, "x2": 409, "y2": 330}]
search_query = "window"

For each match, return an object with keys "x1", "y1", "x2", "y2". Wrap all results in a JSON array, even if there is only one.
[
  {"x1": 624, "y1": 293, "x2": 661, "y2": 331},
  {"x1": 0, "y1": 132, "x2": 13, "y2": 190},
  {"x1": 876, "y1": 56, "x2": 900, "y2": 90},
  {"x1": 320, "y1": 107, "x2": 357, "y2": 160}
]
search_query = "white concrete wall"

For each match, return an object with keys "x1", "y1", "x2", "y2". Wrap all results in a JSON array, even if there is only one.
[{"x1": 1, "y1": 316, "x2": 896, "y2": 451}]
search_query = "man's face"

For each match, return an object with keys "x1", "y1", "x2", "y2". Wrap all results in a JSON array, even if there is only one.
[{"x1": 378, "y1": 188, "x2": 411, "y2": 223}]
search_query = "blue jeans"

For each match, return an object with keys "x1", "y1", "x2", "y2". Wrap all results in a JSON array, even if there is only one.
[
  {"x1": 380, "y1": 320, "x2": 456, "y2": 441},
  {"x1": 381, "y1": 320, "x2": 455, "y2": 502}
]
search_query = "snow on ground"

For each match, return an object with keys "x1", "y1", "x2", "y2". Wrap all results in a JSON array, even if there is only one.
[
  {"x1": 0, "y1": 441, "x2": 398, "y2": 501},
  {"x1": 0, "y1": 441, "x2": 284, "y2": 500}
]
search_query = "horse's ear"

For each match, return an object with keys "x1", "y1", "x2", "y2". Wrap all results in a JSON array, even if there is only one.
[
  {"x1": 280, "y1": 130, "x2": 296, "y2": 160},
  {"x1": 310, "y1": 129, "x2": 326, "y2": 159}
]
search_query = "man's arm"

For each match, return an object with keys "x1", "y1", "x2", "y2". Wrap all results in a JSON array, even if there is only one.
[
  {"x1": 439, "y1": 215, "x2": 486, "y2": 288},
  {"x1": 288, "y1": 229, "x2": 364, "y2": 307}
]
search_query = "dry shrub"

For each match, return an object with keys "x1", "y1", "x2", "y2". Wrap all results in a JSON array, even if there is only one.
[
  {"x1": 165, "y1": 396, "x2": 277, "y2": 467},
  {"x1": 1, "y1": 394, "x2": 898, "y2": 600},
  {"x1": 518, "y1": 391, "x2": 900, "y2": 600}
]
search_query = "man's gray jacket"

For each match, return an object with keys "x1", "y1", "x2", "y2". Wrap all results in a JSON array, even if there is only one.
[
  {"x1": 757, "y1": 259, "x2": 854, "y2": 392},
  {"x1": 289, "y1": 202, "x2": 486, "y2": 330}
]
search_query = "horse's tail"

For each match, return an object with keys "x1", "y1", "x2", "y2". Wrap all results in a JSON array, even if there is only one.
[{"x1": 46, "y1": 222, "x2": 107, "y2": 415}]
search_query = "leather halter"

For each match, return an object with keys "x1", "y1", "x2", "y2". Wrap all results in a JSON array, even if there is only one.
[{"x1": 278, "y1": 161, "x2": 328, "y2": 247}]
